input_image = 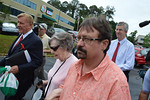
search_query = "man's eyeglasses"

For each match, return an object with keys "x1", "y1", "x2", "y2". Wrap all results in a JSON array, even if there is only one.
[
  {"x1": 50, "y1": 45, "x2": 60, "y2": 51},
  {"x1": 77, "y1": 37, "x2": 103, "y2": 44}
]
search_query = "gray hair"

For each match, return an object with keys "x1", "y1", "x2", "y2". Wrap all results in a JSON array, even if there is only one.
[
  {"x1": 49, "y1": 32, "x2": 73, "y2": 52},
  {"x1": 117, "y1": 22, "x2": 129, "y2": 32}
]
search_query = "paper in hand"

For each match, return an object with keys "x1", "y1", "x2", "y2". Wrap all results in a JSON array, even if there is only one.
[{"x1": 6, "y1": 50, "x2": 31, "y2": 66}]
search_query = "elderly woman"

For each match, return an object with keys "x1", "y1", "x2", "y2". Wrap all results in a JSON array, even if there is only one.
[{"x1": 37, "y1": 32, "x2": 78, "y2": 98}]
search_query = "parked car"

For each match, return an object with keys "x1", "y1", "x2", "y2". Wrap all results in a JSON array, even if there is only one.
[
  {"x1": 68, "y1": 30, "x2": 78, "y2": 42},
  {"x1": 135, "y1": 47, "x2": 147, "y2": 67},
  {"x1": 144, "y1": 48, "x2": 150, "y2": 53},
  {"x1": 0, "y1": 23, "x2": 19, "y2": 35},
  {"x1": 47, "y1": 27, "x2": 66, "y2": 37}
]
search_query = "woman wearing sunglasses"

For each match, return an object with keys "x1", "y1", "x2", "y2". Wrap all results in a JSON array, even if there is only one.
[{"x1": 36, "y1": 32, "x2": 78, "y2": 99}]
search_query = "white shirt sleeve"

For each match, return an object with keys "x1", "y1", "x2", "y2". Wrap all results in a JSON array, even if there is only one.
[{"x1": 107, "y1": 38, "x2": 135, "y2": 71}]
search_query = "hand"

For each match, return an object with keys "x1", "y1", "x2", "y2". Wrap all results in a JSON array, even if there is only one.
[
  {"x1": 36, "y1": 80, "x2": 43, "y2": 88},
  {"x1": 45, "y1": 88, "x2": 62, "y2": 100},
  {"x1": 8, "y1": 65, "x2": 19, "y2": 74}
]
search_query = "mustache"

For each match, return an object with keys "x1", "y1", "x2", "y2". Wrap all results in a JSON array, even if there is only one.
[{"x1": 77, "y1": 46, "x2": 87, "y2": 54}]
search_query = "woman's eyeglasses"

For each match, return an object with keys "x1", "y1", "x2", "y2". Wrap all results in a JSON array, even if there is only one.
[{"x1": 50, "y1": 45, "x2": 60, "y2": 51}]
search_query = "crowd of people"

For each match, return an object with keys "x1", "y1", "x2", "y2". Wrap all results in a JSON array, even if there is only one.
[{"x1": 0, "y1": 13, "x2": 149, "y2": 100}]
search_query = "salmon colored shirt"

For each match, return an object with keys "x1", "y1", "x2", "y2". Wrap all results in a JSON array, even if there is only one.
[{"x1": 59, "y1": 54, "x2": 131, "y2": 100}]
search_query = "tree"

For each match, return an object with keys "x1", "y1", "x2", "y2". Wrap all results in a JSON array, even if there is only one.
[
  {"x1": 47, "y1": 0, "x2": 61, "y2": 9},
  {"x1": 109, "y1": 21, "x2": 117, "y2": 40},
  {"x1": 104, "y1": 6, "x2": 115, "y2": 21},
  {"x1": 77, "y1": 3, "x2": 89, "y2": 18},
  {"x1": 60, "y1": 1, "x2": 69, "y2": 13},
  {"x1": 68, "y1": 0, "x2": 79, "y2": 18},
  {"x1": 89, "y1": 5, "x2": 99, "y2": 17},
  {"x1": 127, "y1": 30, "x2": 137, "y2": 45},
  {"x1": 143, "y1": 33, "x2": 150, "y2": 48},
  {"x1": 74, "y1": 3, "x2": 88, "y2": 30}
]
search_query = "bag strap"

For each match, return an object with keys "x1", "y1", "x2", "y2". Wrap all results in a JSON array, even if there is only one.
[{"x1": 43, "y1": 60, "x2": 66, "y2": 98}]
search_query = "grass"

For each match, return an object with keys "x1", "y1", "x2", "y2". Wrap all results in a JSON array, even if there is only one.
[
  {"x1": 0, "y1": 34, "x2": 54, "y2": 57},
  {"x1": 0, "y1": 34, "x2": 76, "y2": 57},
  {"x1": 0, "y1": 34, "x2": 17, "y2": 55}
]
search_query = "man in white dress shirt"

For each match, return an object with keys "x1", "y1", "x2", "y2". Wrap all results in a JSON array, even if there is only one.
[{"x1": 107, "y1": 22, "x2": 135, "y2": 81}]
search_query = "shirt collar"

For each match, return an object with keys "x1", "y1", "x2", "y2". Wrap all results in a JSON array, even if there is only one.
[
  {"x1": 75, "y1": 54, "x2": 110, "y2": 81},
  {"x1": 118, "y1": 37, "x2": 127, "y2": 45},
  {"x1": 22, "y1": 29, "x2": 33, "y2": 39},
  {"x1": 38, "y1": 33, "x2": 46, "y2": 39},
  {"x1": 91, "y1": 54, "x2": 110, "y2": 81}
]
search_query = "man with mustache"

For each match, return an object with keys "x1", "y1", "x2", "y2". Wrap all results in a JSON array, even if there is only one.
[
  {"x1": 107, "y1": 22, "x2": 135, "y2": 82},
  {"x1": 45, "y1": 16, "x2": 131, "y2": 100}
]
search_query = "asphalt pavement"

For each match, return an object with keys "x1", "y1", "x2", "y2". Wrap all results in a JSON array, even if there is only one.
[{"x1": 0, "y1": 56, "x2": 144, "y2": 100}]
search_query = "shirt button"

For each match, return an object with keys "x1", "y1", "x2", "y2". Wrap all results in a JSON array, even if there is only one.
[{"x1": 73, "y1": 92, "x2": 76, "y2": 95}]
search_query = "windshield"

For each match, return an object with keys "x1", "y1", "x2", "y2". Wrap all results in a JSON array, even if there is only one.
[
  {"x1": 141, "y1": 49, "x2": 147, "y2": 56},
  {"x1": 3, "y1": 23, "x2": 17, "y2": 28}
]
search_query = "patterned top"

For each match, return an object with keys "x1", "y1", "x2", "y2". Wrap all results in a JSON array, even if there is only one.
[{"x1": 60, "y1": 54, "x2": 131, "y2": 100}]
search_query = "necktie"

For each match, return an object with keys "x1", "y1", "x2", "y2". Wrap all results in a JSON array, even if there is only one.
[
  {"x1": 14, "y1": 35, "x2": 23, "y2": 48},
  {"x1": 112, "y1": 42, "x2": 120, "y2": 62}
]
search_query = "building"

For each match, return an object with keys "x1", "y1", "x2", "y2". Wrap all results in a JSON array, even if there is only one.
[
  {"x1": 136, "y1": 35, "x2": 145, "y2": 45},
  {"x1": 0, "y1": 0, "x2": 75, "y2": 30}
]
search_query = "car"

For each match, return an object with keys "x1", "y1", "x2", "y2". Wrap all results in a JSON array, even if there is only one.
[
  {"x1": 135, "y1": 47, "x2": 147, "y2": 67},
  {"x1": 47, "y1": 27, "x2": 66, "y2": 37},
  {"x1": 68, "y1": 30, "x2": 78, "y2": 42},
  {"x1": 68, "y1": 30, "x2": 78, "y2": 37},
  {"x1": 144, "y1": 48, "x2": 150, "y2": 53},
  {"x1": 0, "y1": 23, "x2": 19, "y2": 35}
]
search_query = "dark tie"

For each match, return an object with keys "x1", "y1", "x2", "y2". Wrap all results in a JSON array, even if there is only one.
[
  {"x1": 112, "y1": 42, "x2": 120, "y2": 62},
  {"x1": 14, "y1": 35, "x2": 23, "y2": 48}
]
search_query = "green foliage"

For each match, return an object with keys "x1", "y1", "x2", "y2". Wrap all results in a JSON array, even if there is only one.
[
  {"x1": 47, "y1": 0, "x2": 116, "y2": 30},
  {"x1": 127, "y1": 30, "x2": 137, "y2": 45},
  {"x1": 0, "y1": 20, "x2": 3, "y2": 24},
  {"x1": 109, "y1": 21, "x2": 117, "y2": 40},
  {"x1": 143, "y1": 33, "x2": 150, "y2": 48},
  {"x1": 0, "y1": 34, "x2": 17, "y2": 54},
  {"x1": 47, "y1": 0, "x2": 61, "y2": 9}
]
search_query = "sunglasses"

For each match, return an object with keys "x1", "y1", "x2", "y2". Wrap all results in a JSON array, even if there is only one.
[{"x1": 50, "y1": 45, "x2": 60, "y2": 51}]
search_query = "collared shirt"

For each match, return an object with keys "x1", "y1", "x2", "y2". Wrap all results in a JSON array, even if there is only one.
[
  {"x1": 107, "y1": 37, "x2": 135, "y2": 71},
  {"x1": 38, "y1": 33, "x2": 50, "y2": 56},
  {"x1": 13, "y1": 30, "x2": 33, "y2": 49},
  {"x1": 143, "y1": 68, "x2": 150, "y2": 93},
  {"x1": 60, "y1": 54, "x2": 131, "y2": 100}
]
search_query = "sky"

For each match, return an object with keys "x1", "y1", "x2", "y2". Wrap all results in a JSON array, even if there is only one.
[{"x1": 43, "y1": 0, "x2": 150, "y2": 37}]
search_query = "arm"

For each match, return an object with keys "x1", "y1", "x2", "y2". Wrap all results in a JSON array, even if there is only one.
[
  {"x1": 45, "y1": 88, "x2": 62, "y2": 100},
  {"x1": 18, "y1": 38, "x2": 43, "y2": 72},
  {"x1": 108, "y1": 84, "x2": 131, "y2": 100},
  {"x1": 43, "y1": 49, "x2": 51, "y2": 53},
  {"x1": 139, "y1": 90, "x2": 149, "y2": 100},
  {"x1": 139, "y1": 69, "x2": 150, "y2": 100}
]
